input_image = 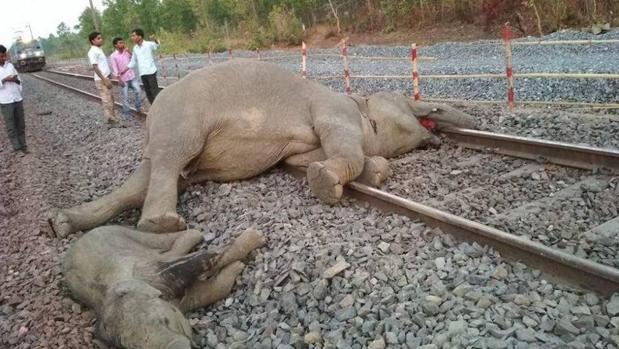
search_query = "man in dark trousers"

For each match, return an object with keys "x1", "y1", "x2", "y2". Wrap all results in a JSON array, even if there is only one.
[
  {"x1": 0, "y1": 45, "x2": 27, "y2": 155},
  {"x1": 127, "y1": 28, "x2": 160, "y2": 104}
]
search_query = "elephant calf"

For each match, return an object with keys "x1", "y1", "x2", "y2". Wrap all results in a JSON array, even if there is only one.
[
  {"x1": 50, "y1": 60, "x2": 475, "y2": 235},
  {"x1": 64, "y1": 226, "x2": 265, "y2": 349}
]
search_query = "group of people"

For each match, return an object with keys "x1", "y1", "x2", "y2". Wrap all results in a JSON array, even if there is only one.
[
  {"x1": 0, "y1": 28, "x2": 163, "y2": 156},
  {"x1": 87, "y1": 28, "x2": 161, "y2": 126}
]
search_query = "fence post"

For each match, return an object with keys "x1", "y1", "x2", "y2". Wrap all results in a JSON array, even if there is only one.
[
  {"x1": 159, "y1": 54, "x2": 167, "y2": 81},
  {"x1": 173, "y1": 53, "x2": 181, "y2": 79},
  {"x1": 340, "y1": 38, "x2": 351, "y2": 95},
  {"x1": 301, "y1": 41, "x2": 308, "y2": 79},
  {"x1": 502, "y1": 23, "x2": 515, "y2": 111},
  {"x1": 411, "y1": 43, "x2": 421, "y2": 101}
]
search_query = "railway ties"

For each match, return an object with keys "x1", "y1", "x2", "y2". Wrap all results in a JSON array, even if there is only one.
[{"x1": 33, "y1": 70, "x2": 619, "y2": 296}]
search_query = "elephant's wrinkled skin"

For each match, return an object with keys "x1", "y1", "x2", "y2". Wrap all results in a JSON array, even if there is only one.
[
  {"x1": 64, "y1": 226, "x2": 265, "y2": 349},
  {"x1": 50, "y1": 60, "x2": 475, "y2": 235}
]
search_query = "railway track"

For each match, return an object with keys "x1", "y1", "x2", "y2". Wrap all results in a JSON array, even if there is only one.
[{"x1": 32, "y1": 70, "x2": 619, "y2": 297}]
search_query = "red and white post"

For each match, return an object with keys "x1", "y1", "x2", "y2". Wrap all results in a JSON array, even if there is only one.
[
  {"x1": 159, "y1": 54, "x2": 168, "y2": 80},
  {"x1": 228, "y1": 48, "x2": 233, "y2": 60},
  {"x1": 256, "y1": 48, "x2": 262, "y2": 60},
  {"x1": 301, "y1": 41, "x2": 308, "y2": 79},
  {"x1": 340, "y1": 39, "x2": 351, "y2": 95},
  {"x1": 173, "y1": 53, "x2": 181, "y2": 79},
  {"x1": 411, "y1": 43, "x2": 421, "y2": 101},
  {"x1": 502, "y1": 23, "x2": 515, "y2": 111}
]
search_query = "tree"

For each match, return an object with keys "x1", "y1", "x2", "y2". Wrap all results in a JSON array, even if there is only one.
[{"x1": 161, "y1": 0, "x2": 198, "y2": 33}]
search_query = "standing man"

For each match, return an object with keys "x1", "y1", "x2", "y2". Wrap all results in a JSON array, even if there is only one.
[
  {"x1": 110, "y1": 37, "x2": 142, "y2": 119},
  {"x1": 0, "y1": 44, "x2": 27, "y2": 155},
  {"x1": 128, "y1": 28, "x2": 160, "y2": 104},
  {"x1": 87, "y1": 32, "x2": 120, "y2": 125}
]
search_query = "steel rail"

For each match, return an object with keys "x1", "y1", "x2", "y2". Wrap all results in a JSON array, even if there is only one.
[
  {"x1": 443, "y1": 127, "x2": 619, "y2": 173},
  {"x1": 32, "y1": 72, "x2": 619, "y2": 295}
]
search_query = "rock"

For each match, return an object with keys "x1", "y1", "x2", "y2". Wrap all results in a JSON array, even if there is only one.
[
  {"x1": 368, "y1": 337, "x2": 386, "y2": 349},
  {"x1": 434, "y1": 257, "x2": 446, "y2": 270},
  {"x1": 385, "y1": 331, "x2": 398, "y2": 344},
  {"x1": 304, "y1": 331, "x2": 322, "y2": 344},
  {"x1": 313, "y1": 280, "x2": 328, "y2": 300},
  {"x1": 493, "y1": 265, "x2": 508, "y2": 279},
  {"x1": 378, "y1": 242, "x2": 390, "y2": 253},
  {"x1": 453, "y1": 283, "x2": 473, "y2": 297},
  {"x1": 323, "y1": 260, "x2": 350, "y2": 279},
  {"x1": 555, "y1": 317, "x2": 580, "y2": 337},
  {"x1": 448, "y1": 320, "x2": 467, "y2": 338},
  {"x1": 570, "y1": 306, "x2": 591, "y2": 315},
  {"x1": 477, "y1": 295, "x2": 492, "y2": 308},
  {"x1": 515, "y1": 328, "x2": 536, "y2": 342},
  {"x1": 18, "y1": 326, "x2": 28, "y2": 337},
  {"x1": 335, "y1": 307, "x2": 356, "y2": 321},
  {"x1": 606, "y1": 294, "x2": 619, "y2": 316}
]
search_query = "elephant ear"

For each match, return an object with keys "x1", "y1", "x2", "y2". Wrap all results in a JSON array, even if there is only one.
[{"x1": 347, "y1": 94, "x2": 370, "y2": 117}]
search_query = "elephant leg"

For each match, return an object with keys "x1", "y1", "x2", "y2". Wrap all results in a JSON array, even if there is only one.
[
  {"x1": 137, "y1": 162, "x2": 187, "y2": 233},
  {"x1": 283, "y1": 148, "x2": 326, "y2": 170},
  {"x1": 49, "y1": 161, "x2": 150, "y2": 238},
  {"x1": 356, "y1": 156, "x2": 392, "y2": 187},
  {"x1": 178, "y1": 261, "x2": 245, "y2": 312},
  {"x1": 118, "y1": 227, "x2": 204, "y2": 256},
  {"x1": 307, "y1": 115, "x2": 365, "y2": 204},
  {"x1": 156, "y1": 229, "x2": 264, "y2": 301}
]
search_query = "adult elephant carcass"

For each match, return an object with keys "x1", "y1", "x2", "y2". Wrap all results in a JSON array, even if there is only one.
[{"x1": 50, "y1": 60, "x2": 475, "y2": 235}]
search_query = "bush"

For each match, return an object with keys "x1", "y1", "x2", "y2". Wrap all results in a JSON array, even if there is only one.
[{"x1": 268, "y1": 5, "x2": 303, "y2": 45}]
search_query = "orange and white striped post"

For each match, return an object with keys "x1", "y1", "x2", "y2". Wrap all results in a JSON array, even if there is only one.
[
  {"x1": 256, "y1": 48, "x2": 262, "y2": 60},
  {"x1": 159, "y1": 54, "x2": 167, "y2": 80},
  {"x1": 340, "y1": 39, "x2": 351, "y2": 95},
  {"x1": 207, "y1": 50, "x2": 213, "y2": 65},
  {"x1": 173, "y1": 53, "x2": 181, "y2": 79},
  {"x1": 301, "y1": 41, "x2": 308, "y2": 79},
  {"x1": 502, "y1": 23, "x2": 515, "y2": 111},
  {"x1": 411, "y1": 43, "x2": 421, "y2": 101}
]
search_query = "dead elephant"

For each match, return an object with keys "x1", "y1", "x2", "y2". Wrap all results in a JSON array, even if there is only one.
[
  {"x1": 50, "y1": 60, "x2": 475, "y2": 235},
  {"x1": 63, "y1": 226, "x2": 265, "y2": 349}
]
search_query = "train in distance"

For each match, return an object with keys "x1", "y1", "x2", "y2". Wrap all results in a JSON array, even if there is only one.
[{"x1": 9, "y1": 39, "x2": 46, "y2": 72}]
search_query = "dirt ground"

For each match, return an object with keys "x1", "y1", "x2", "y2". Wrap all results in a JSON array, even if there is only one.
[{"x1": 0, "y1": 88, "x2": 97, "y2": 349}]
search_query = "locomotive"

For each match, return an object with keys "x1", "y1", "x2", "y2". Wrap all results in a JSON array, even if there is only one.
[{"x1": 9, "y1": 39, "x2": 46, "y2": 72}]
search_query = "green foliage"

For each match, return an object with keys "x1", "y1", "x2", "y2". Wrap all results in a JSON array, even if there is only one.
[
  {"x1": 268, "y1": 5, "x2": 303, "y2": 44},
  {"x1": 42, "y1": 0, "x2": 619, "y2": 58}
]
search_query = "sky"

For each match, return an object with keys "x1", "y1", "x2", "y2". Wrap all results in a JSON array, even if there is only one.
[{"x1": 0, "y1": 0, "x2": 105, "y2": 46}]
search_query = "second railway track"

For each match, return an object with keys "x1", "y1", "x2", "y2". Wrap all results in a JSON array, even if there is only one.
[{"x1": 32, "y1": 70, "x2": 619, "y2": 296}]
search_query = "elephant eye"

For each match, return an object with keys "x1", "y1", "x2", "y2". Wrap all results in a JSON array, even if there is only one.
[{"x1": 431, "y1": 108, "x2": 438, "y2": 112}]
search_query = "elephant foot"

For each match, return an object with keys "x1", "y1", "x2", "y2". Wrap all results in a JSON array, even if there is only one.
[
  {"x1": 48, "y1": 209, "x2": 75, "y2": 238},
  {"x1": 307, "y1": 162, "x2": 343, "y2": 205},
  {"x1": 137, "y1": 212, "x2": 187, "y2": 233},
  {"x1": 358, "y1": 156, "x2": 391, "y2": 187}
]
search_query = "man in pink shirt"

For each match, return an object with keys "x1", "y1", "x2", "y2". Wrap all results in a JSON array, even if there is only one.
[{"x1": 110, "y1": 37, "x2": 142, "y2": 119}]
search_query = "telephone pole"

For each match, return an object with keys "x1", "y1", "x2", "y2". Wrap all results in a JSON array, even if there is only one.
[{"x1": 89, "y1": 0, "x2": 101, "y2": 32}]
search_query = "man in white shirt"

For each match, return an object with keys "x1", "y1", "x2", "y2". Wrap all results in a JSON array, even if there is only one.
[
  {"x1": 0, "y1": 44, "x2": 28, "y2": 155},
  {"x1": 87, "y1": 32, "x2": 120, "y2": 125},
  {"x1": 127, "y1": 28, "x2": 160, "y2": 104}
]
